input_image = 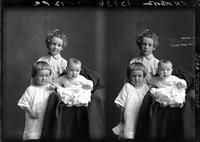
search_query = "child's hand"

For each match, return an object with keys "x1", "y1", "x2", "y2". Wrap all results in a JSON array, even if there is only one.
[
  {"x1": 49, "y1": 84, "x2": 57, "y2": 91},
  {"x1": 176, "y1": 82, "x2": 186, "y2": 89},
  {"x1": 82, "y1": 84, "x2": 92, "y2": 90},
  {"x1": 27, "y1": 109, "x2": 39, "y2": 119}
]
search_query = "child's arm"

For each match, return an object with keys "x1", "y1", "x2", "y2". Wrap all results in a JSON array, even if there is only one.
[
  {"x1": 176, "y1": 81, "x2": 187, "y2": 89},
  {"x1": 18, "y1": 87, "x2": 41, "y2": 119},
  {"x1": 24, "y1": 107, "x2": 39, "y2": 119},
  {"x1": 118, "y1": 105, "x2": 125, "y2": 123},
  {"x1": 173, "y1": 76, "x2": 187, "y2": 89},
  {"x1": 80, "y1": 76, "x2": 93, "y2": 90}
]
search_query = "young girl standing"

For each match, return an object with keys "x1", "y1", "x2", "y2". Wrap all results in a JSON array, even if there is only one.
[
  {"x1": 18, "y1": 61, "x2": 52, "y2": 140},
  {"x1": 37, "y1": 29, "x2": 68, "y2": 81},
  {"x1": 130, "y1": 29, "x2": 159, "y2": 82},
  {"x1": 112, "y1": 62, "x2": 149, "y2": 139}
]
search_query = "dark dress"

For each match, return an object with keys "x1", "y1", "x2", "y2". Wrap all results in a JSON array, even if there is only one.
[
  {"x1": 40, "y1": 66, "x2": 106, "y2": 141},
  {"x1": 135, "y1": 67, "x2": 195, "y2": 141}
]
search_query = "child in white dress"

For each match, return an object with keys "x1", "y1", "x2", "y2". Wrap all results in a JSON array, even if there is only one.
[
  {"x1": 112, "y1": 62, "x2": 149, "y2": 139},
  {"x1": 50, "y1": 58, "x2": 93, "y2": 107},
  {"x1": 37, "y1": 29, "x2": 68, "y2": 81},
  {"x1": 149, "y1": 59, "x2": 187, "y2": 107},
  {"x1": 18, "y1": 61, "x2": 52, "y2": 140},
  {"x1": 130, "y1": 29, "x2": 159, "y2": 82}
]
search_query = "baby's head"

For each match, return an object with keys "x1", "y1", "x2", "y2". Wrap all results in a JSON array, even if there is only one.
[
  {"x1": 45, "y1": 29, "x2": 67, "y2": 56},
  {"x1": 66, "y1": 58, "x2": 82, "y2": 79},
  {"x1": 136, "y1": 29, "x2": 159, "y2": 57},
  {"x1": 32, "y1": 61, "x2": 52, "y2": 86},
  {"x1": 126, "y1": 62, "x2": 147, "y2": 87},
  {"x1": 157, "y1": 59, "x2": 173, "y2": 79}
]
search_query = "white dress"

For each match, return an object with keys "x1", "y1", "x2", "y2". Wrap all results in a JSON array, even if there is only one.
[
  {"x1": 112, "y1": 83, "x2": 149, "y2": 139},
  {"x1": 149, "y1": 75, "x2": 187, "y2": 107},
  {"x1": 54, "y1": 75, "x2": 93, "y2": 106},
  {"x1": 17, "y1": 84, "x2": 51, "y2": 140},
  {"x1": 38, "y1": 54, "x2": 67, "y2": 81}
]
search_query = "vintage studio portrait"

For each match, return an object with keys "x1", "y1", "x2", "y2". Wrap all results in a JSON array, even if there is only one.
[{"x1": 1, "y1": 6, "x2": 196, "y2": 142}]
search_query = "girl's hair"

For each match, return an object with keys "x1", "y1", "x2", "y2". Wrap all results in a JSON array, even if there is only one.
[
  {"x1": 158, "y1": 59, "x2": 173, "y2": 68},
  {"x1": 67, "y1": 57, "x2": 82, "y2": 68},
  {"x1": 32, "y1": 61, "x2": 52, "y2": 78},
  {"x1": 45, "y1": 29, "x2": 67, "y2": 48},
  {"x1": 125, "y1": 62, "x2": 147, "y2": 83},
  {"x1": 136, "y1": 29, "x2": 159, "y2": 49}
]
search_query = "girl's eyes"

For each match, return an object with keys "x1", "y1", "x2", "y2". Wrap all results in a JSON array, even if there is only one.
[
  {"x1": 51, "y1": 43, "x2": 62, "y2": 47},
  {"x1": 131, "y1": 75, "x2": 143, "y2": 78},
  {"x1": 142, "y1": 43, "x2": 152, "y2": 46}
]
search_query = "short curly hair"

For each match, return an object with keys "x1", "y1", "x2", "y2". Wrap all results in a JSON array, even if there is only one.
[
  {"x1": 45, "y1": 29, "x2": 67, "y2": 49},
  {"x1": 136, "y1": 29, "x2": 159, "y2": 50}
]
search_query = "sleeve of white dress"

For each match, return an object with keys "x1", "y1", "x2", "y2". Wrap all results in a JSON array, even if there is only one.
[
  {"x1": 61, "y1": 58, "x2": 67, "y2": 73},
  {"x1": 130, "y1": 58, "x2": 137, "y2": 64},
  {"x1": 17, "y1": 87, "x2": 32, "y2": 110},
  {"x1": 172, "y1": 76, "x2": 187, "y2": 89},
  {"x1": 79, "y1": 75, "x2": 94, "y2": 90},
  {"x1": 114, "y1": 83, "x2": 129, "y2": 108}
]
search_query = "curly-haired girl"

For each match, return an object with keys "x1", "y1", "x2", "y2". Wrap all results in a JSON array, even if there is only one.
[
  {"x1": 130, "y1": 29, "x2": 160, "y2": 82},
  {"x1": 37, "y1": 29, "x2": 68, "y2": 81}
]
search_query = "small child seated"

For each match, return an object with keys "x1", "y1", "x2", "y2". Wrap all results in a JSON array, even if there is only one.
[
  {"x1": 149, "y1": 59, "x2": 187, "y2": 107},
  {"x1": 50, "y1": 58, "x2": 93, "y2": 107}
]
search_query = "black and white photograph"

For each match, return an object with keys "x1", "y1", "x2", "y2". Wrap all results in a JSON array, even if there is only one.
[{"x1": 1, "y1": 0, "x2": 199, "y2": 142}]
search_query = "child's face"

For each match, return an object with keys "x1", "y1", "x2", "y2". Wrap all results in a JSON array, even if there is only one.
[
  {"x1": 48, "y1": 37, "x2": 63, "y2": 56},
  {"x1": 66, "y1": 63, "x2": 81, "y2": 79},
  {"x1": 158, "y1": 63, "x2": 173, "y2": 79},
  {"x1": 130, "y1": 70, "x2": 145, "y2": 87},
  {"x1": 141, "y1": 37, "x2": 155, "y2": 56},
  {"x1": 35, "y1": 69, "x2": 51, "y2": 85}
]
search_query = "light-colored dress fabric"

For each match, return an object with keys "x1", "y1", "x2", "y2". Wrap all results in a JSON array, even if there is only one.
[
  {"x1": 53, "y1": 75, "x2": 93, "y2": 106},
  {"x1": 149, "y1": 75, "x2": 187, "y2": 107},
  {"x1": 18, "y1": 84, "x2": 51, "y2": 140},
  {"x1": 38, "y1": 54, "x2": 67, "y2": 81},
  {"x1": 130, "y1": 54, "x2": 159, "y2": 82},
  {"x1": 113, "y1": 83, "x2": 149, "y2": 139}
]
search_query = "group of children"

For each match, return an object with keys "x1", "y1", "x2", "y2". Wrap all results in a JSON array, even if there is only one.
[
  {"x1": 18, "y1": 29, "x2": 93, "y2": 140},
  {"x1": 17, "y1": 28, "x2": 188, "y2": 141},
  {"x1": 112, "y1": 29, "x2": 187, "y2": 139}
]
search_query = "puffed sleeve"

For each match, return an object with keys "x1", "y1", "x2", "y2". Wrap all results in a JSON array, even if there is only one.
[
  {"x1": 130, "y1": 58, "x2": 139, "y2": 64},
  {"x1": 172, "y1": 76, "x2": 187, "y2": 89},
  {"x1": 80, "y1": 75, "x2": 94, "y2": 90},
  {"x1": 114, "y1": 83, "x2": 130, "y2": 108},
  {"x1": 17, "y1": 86, "x2": 33, "y2": 110},
  {"x1": 60, "y1": 58, "x2": 67, "y2": 73}
]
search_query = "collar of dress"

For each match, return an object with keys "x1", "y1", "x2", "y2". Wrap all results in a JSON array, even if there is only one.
[
  {"x1": 48, "y1": 53, "x2": 61, "y2": 60},
  {"x1": 143, "y1": 54, "x2": 154, "y2": 60}
]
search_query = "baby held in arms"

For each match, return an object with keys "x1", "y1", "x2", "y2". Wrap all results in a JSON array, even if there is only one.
[
  {"x1": 50, "y1": 58, "x2": 93, "y2": 107},
  {"x1": 149, "y1": 59, "x2": 187, "y2": 107}
]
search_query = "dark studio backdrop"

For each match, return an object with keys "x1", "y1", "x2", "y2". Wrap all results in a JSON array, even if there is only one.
[{"x1": 2, "y1": 8, "x2": 195, "y2": 140}]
